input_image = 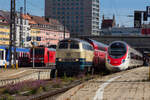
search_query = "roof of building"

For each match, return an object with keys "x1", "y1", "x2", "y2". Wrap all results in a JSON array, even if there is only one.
[
  {"x1": 103, "y1": 19, "x2": 113, "y2": 23},
  {"x1": 0, "y1": 10, "x2": 69, "y2": 32}
]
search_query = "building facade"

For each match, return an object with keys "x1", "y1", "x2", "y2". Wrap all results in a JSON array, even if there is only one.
[
  {"x1": 0, "y1": 10, "x2": 70, "y2": 48},
  {"x1": 45, "y1": 0, "x2": 100, "y2": 36},
  {"x1": 101, "y1": 15, "x2": 116, "y2": 29},
  {"x1": 16, "y1": 14, "x2": 30, "y2": 47},
  {"x1": 23, "y1": 14, "x2": 70, "y2": 47},
  {"x1": 0, "y1": 11, "x2": 10, "y2": 46},
  {"x1": 0, "y1": 24, "x2": 9, "y2": 45}
]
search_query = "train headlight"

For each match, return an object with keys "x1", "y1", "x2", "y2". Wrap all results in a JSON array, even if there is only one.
[
  {"x1": 58, "y1": 58, "x2": 62, "y2": 61},
  {"x1": 122, "y1": 59, "x2": 125, "y2": 63},
  {"x1": 75, "y1": 59, "x2": 79, "y2": 62}
]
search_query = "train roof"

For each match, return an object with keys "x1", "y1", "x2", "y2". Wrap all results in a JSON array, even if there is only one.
[
  {"x1": 109, "y1": 41, "x2": 131, "y2": 49},
  {"x1": 0, "y1": 45, "x2": 6, "y2": 50},
  {"x1": 82, "y1": 38, "x2": 108, "y2": 50},
  {"x1": 85, "y1": 38, "x2": 108, "y2": 47},
  {"x1": 48, "y1": 48, "x2": 56, "y2": 51},
  {"x1": 16, "y1": 48, "x2": 30, "y2": 52},
  {"x1": 59, "y1": 38, "x2": 91, "y2": 45},
  {"x1": 0, "y1": 45, "x2": 30, "y2": 52},
  {"x1": 109, "y1": 41, "x2": 142, "y2": 55}
]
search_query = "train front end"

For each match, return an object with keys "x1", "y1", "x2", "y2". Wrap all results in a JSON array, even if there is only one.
[
  {"x1": 56, "y1": 38, "x2": 94, "y2": 76},
  {"x1": 106, "y1": 41, "x2": 129, "y2": 71}
]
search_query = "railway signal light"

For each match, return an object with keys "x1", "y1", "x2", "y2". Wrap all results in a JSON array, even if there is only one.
[
  {"x1": 134, "y1": 11, "x2": 142, "y2": 28},
  {"x1": 143, "y1": 11, "x2": 148, "y2": 21}
]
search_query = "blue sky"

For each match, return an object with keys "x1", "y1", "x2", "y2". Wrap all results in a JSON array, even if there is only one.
[{"x1": 0, "y1": 0, "x2": 150, "y2": 27}]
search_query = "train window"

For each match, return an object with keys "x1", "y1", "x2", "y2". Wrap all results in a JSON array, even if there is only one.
[
  {"x1": 31, "y1": 48, "x2": 44, "y2": 55},
  {"x1": 48, "y1": 52, "x2": 49, "y2": 61},
  {"x1": 99, "y1": 47, "x2": 105, "y2": 51},
  {"x1": 0, "y1": 51, "x2": 3, "y2": 60},
  {"x1": 16, "y1": 52, "x2": 20, "y2": 59},
  {"x1": 35, "y1": 49, "x2": 44, "y2": 55},
  {"x1": 70, "y1": 43, "x2": 79, "y2": 49},
  {"x1": 83, "y1": 44, "x2": 93, "y2": 51},
  {"x1": 59, "y1": 43, "x2": 68, "y2": 49},
  {"x1": 130, "y1": 53, "x2": 135, "y2": 59},
  {"x1": 5, "y1": 48, "x2": 8, "y2": 60}
]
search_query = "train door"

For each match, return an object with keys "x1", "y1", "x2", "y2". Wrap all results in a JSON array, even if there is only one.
[
  {"x1": 48, "y1": 51, "x2": 50, "y2": 64},
  {"x1": 0, "y1": 49, "x2": 6, "y2": 66}
]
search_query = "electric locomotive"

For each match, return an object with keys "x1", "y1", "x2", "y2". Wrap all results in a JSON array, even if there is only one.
[{"x1": 106, "y1": 41, "x2": 143, "y2": 71}]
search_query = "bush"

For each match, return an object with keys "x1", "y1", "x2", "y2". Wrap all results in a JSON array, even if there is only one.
[
  {"x1": 0, "y1": 94, "x2": 14, "y2": 100},
  {"x1": 52, "y1": 78, "x2": 62, "y2": 88},
  {"x1": 3, "y1": 80, "x2": 48, "y2": 95},
  {"x1": 30, "y1": 86, "x2": 44, "y2": 94}
]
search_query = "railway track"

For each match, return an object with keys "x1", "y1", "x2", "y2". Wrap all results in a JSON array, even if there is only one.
[
  {"x1": 32, "y1": 68, "x2": 140, "y2": 100},
  {"x1": 28, "y1": 77, "x2": 94, "y2": 100}
]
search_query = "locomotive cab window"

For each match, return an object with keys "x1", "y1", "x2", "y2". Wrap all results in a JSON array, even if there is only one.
[
  {"x1": 83, "y1": 43, "x2": 93, "y2": 51},
  {"x1": 59, "y1": 43, "x2": 68, "y2": 49},
  {"x1": 70, "y1": 43, "x2": 79, "y2": 49}
]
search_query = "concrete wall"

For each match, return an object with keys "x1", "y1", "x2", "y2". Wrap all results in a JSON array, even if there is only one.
[{"x1": 0, "y1": 70, "x2": 51, "y2": 86}]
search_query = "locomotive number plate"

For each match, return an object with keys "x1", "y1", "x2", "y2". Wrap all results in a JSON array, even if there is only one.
[{"x1": 66, "y1": 53, "x2": 71, "y2": 56}]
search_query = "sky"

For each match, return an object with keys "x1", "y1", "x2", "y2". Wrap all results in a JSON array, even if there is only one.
[{"x1": 0, "y1": 0, "x2": 150, "y2": 27}]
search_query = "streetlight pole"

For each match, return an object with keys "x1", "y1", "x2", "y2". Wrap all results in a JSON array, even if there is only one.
[
  {"x1": 9, "y1": 0, "x2": 16, "y2": 68},
  {"x1": 32, "y1": 38, "x2": 35, "y2": 68},
  {"x1": 63, "y1": 13, "x2": 66, "y2": 39},
  {"x1": 64, "y1": 19, "x2": 65, "y2": 39},
  {"x1": 33, "y1": 43, "x2": 35, "y2": 68}
]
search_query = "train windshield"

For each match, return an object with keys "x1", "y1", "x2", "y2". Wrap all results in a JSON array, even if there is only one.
[
  {"x1": 59, "y1": 43, "x2": 68, "y2": 49},
  {"x1": 108, "y1": 42, "x2": 127, "y2": 58},
  {"x1": 70, "y1": 42, "x2": 79, "y2": 49},
  {"x1": 31, "y1": 48, "x2": 44, "y2": 55},
  {"x1": 58, "y1": 42, "x2": 79, "y2": 49}
]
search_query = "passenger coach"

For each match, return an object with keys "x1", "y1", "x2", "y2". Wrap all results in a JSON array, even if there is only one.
[
  {"x1": 83, "y1": 38, "x2": 108, "y2": 72},
  {"x1": 106, "y1": 41, "x2": 143, "y2": 71},
  {"x1": 0, "y1": 45, "x2": 30, "y2": 67}
]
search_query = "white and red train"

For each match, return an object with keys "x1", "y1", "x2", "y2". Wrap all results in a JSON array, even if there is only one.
[{"x1": 106, "y1": 41, "x2": 143, "y2": 71}]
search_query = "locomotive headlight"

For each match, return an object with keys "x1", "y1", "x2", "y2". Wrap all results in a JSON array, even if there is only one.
[
  {"x1": 75, "y1": 59, "x2": 79, "y2": 62},
  {"x1": 122, "y1": 59, "x2": 125, "y2": 63},
  {"x1": 58, "y1": 58, "x2": 62, "y2": 61}
]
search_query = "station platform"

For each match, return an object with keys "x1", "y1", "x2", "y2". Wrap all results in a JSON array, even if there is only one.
[
  {"x1": 57, "y1": 66, "x2": 150, "y2": 100},
  {"x1": 0, "y1": 68, "x2": 51, "y2": 86}
]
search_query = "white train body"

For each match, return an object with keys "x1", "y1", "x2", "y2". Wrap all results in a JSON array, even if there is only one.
[{"x1": 106, "y1": 41, "x2": 143, "y2": 71}]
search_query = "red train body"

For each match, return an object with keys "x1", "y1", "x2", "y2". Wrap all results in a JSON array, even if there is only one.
[
  {"x1": 85, "y1": 39, "x2": 108, "y2": 71},
  {"x1": 30, "y1": 47, "x2": 56, "y2": 67}
]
